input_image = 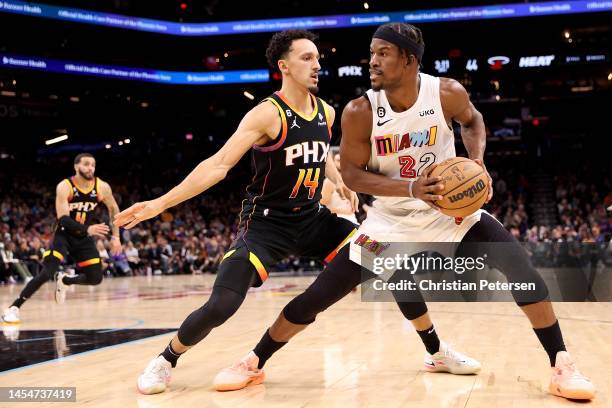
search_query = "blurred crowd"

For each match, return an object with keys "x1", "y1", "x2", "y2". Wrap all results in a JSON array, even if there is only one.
[{"x1": 1, "y1": 158, "x2": 611, "y2": 284}]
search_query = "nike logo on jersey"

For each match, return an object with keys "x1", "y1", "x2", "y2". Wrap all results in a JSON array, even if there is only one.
[{"x1": 377, "y1": 118, "x2": 393, "y2": 126}]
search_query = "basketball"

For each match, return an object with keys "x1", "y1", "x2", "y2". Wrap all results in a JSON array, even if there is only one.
[{"x1": 429, "y1": 157, "x2": 489, "y2": 218}]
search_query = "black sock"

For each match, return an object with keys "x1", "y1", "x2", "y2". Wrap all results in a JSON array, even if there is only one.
[
  {"x1": 416, "y1": 324, "x2": 441, "y2": 355},
  {"x1": 533, "y1": 320, "x2": 566, "y2": 366},
  {"x1": 160, "y1": 342, "x2": 182, "y2": 368},
  {"x1": 62, "y1": 275, "x2": 86, "y2": 285},
  {"x1": 11, "y1": 297, "x2": 26, "y2": 308},
  {"x1": 253, "y1": 329, "x2": 287, "y2": 369}
]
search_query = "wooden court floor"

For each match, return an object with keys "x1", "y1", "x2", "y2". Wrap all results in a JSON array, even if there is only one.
[{"x1": 1, "y1": 275, "x2": 610, "y2": 407}]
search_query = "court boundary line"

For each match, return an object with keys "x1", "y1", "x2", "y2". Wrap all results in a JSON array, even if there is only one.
[{"x1": 0, "y1": 329, "x2": 177, "y2": 376}]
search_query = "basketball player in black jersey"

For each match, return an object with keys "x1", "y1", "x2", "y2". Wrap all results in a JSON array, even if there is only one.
[
  {"x1": 117, "y1": 30, "x2": 477, "y2": 395},
  {"x1": 1, "y1": 153, "x2": 121, "y2": 324}
]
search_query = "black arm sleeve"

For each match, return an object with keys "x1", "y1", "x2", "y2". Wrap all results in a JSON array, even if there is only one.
[{"x1": 58, "y1": 215, "x2": 89, "y2": 237}]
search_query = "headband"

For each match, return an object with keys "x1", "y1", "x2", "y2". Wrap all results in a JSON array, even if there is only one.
[{"x1": 372, "y1": 26, "x2": 424, "y2": 61}]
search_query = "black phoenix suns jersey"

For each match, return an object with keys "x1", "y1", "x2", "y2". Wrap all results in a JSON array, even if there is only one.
[
  {"x1": 244, "y1": 91, "x2": 332, "y2": 210},
  {"x1": 64, "y1": 176, "x2": 103, "y2": 225}
]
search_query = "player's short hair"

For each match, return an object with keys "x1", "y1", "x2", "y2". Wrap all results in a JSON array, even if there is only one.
[
  {"x1": 376, "y1": 23, "x2": 425, "y2": 62},
  {"x1": 74, "y1": 153, "x2": 94, "y2": 165},
  {"x1": 265, "y1": 30, "x2": 319, "y2": 70}
]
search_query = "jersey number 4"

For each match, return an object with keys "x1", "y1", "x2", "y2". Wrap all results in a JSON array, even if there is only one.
[
  {"x1": 399, "y1": 152, "x2": 436, "y2": 179},
  {"x1": 290, "y1": 168, "x2": 321, "y2": 199},
  {"x1": 75, "y1": 212, "x2": 87, "y2": 224}
]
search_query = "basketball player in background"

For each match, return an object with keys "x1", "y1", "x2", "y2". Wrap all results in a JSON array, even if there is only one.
[
  {"x1": 219, "y1": 23, "x2": 595, "y2": 401},
  {"x1": 115, "y1": 29, "x2": 479, "y2": 395},
  {"x1": 2, "y1": 153, "x2": 122, "y2": 324}
]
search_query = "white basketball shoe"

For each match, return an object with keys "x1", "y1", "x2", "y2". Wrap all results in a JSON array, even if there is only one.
[
  {"x1": 137, "y1": 355, "x2": 172, "y2": 395},
  {"x1": 424, "y1": 341, "x2": 481, "y2": 374},
  {"x1": 1, "y1": 306, "x2": 20, "y2": 324}
]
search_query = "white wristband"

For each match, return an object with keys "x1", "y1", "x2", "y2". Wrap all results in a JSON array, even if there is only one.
[{"x1": 407, "y1": 181, "x2": 414, "y2": 198}]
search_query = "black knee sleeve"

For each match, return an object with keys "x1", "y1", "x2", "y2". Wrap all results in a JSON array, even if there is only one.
[
  {"x1": 82, "y1": 263, "x2": 103, "y2": 285},
  {"x1": 460, "y1": 214, "x2": 549, "y2": 305},
  {"x1": 42, "y1": 255, "x2": 61, "y2": 278},
  {"x1": 386, "y1": 269, "x2": 429, "y2": 320},
  {"x1": 177, "y1": 286, "x2": 246, "y2": 346},
  {"x1": 19, "y1": 255, "x2": 61, "y2": 300},
  {"x1": 283, "y1": 246, "x2": 361, "y2": 325}
]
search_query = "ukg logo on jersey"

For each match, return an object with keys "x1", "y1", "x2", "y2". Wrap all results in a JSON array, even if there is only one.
[{"x1": 374, "y1": 126, "x2": 438, "y2": 156}]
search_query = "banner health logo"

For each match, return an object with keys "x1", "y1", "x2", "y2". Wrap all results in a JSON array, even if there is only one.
[
  {"x1": 448, "y1": 179, "x2": 487, "y2": 203},
  {"x1": 374, "y1": 126, "x2": 437, "y2": 156}
]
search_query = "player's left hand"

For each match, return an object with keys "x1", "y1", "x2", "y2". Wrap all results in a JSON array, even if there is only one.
[
  {"x1": 114, "y1": 199, "x2": 165, "y2": 229},
  {"x1": 110, "y1": 236, "x2": 122, "y2": 256},
  {"x1": 336, "y1": 181, "x2": 359, "y2": 213},
  {"x1": 473, "y1": 159, "x2": 493, "y2": 203}
]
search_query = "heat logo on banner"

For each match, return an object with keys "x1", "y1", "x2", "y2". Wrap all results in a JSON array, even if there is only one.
[{"x1": 375, "y1": 126, "x2": 438, "y2": 156}]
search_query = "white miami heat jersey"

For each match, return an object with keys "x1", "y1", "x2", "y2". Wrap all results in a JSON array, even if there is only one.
[{"x1": 366, "y1": 73, "x2": 456, "y2": 213}]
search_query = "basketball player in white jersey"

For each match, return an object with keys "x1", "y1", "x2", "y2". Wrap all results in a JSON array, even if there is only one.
[
  {"x1": 217, "y1": 23, "x2": 595, "y2": 401},
  {"x1": 337, "y1": 23, "x2": 594, "y2": 401}
]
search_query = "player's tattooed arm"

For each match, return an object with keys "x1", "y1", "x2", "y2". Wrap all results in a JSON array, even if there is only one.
[
  {"x1": 440, "y1": 77, "x2": 486, "y2": 161},
  {"x1": 55, "y1": 180, "x2": 71, "y2": 219},
  {"x1": 441, "y1": 77, "x2": 492, "y2": 202},
  {"x1": 99, "y1": 180, "x2": 120, "y2": 239},
  {"x1": 99, "y1": 180, "x2": 122, "y2": 255}
]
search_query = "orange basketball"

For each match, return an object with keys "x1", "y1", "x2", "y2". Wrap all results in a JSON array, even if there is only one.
[{"x1": 429, "y1": 157, "x2": 489, "y2": 218}]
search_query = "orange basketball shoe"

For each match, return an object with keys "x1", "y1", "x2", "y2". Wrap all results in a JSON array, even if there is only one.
[
  {"x1": 549, "y1": 351, "x2": 595, "y2": 400},
  {"x1": 213, "y1": 351, "x2": 265, "y2": 391}
]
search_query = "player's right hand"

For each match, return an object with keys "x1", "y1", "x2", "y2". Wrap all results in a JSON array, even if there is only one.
[
  {"x1": 114, "y1": 199, "x2": 165, "y2": 229},
  {"x1": 87, "y1": 223, "x2": 110, "y2": 238},
  {"x1": 411, "y1": 164, "x2": 445, "y2": 209}
]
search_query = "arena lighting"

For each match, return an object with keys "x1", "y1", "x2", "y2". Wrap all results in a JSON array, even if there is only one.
[
  {"x1": 124, "y1": 138, "x2": 131, "y2": 143},
  {"x1": 118, "y1": 141, "x2": 124, "y2": 146},
  {"x1": 608, "y1": 72, "x2": 612, "y2": 80},
  {"x1": 0, "y1": 91, "x2": 16, "y2": 97},
  {"x1": 363, "y1": 2, "x2": 369, "y2": 10},
  {"x1": 45, "y1": 134, "x2": 68, "y2": 145},
  {"x1": 179, "y1": 3, "x2": 187, "y2": 10},
  {"x1": 105, "y1": 144, "x2": 111, "y2": 149},
  {"x1": 185, "y1": 133, "x2": 193, "y2": 140},
  {"x1": 2, "y1": 0, "x2": 610, "y2": 36},
  {"x1": 532, "y1": 118, "x2": 540, "y2": 126},
  {"x1": 564, "y1": 30, "x2": 571, "y2": 38},
  {"x1": 243, "y1": 91, "x2": 255, "y2": 100}
]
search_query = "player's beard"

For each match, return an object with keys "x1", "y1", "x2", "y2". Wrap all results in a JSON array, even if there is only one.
[
  {"x1": 78, "y1": 169, "x2": 94, "y2": 180},
  {"x1": 308, "y1": 85, "x2": 319, "y2": 94}
]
